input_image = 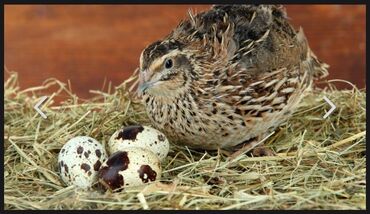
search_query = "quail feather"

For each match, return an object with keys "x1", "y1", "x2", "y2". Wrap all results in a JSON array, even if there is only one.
[{"x1": 137, "y1": 5, "x2": 329, "y2": 154}]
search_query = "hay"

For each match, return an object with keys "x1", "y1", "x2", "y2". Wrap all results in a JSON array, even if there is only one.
[{"x1": 4, "y1": 70, "x2": 366, "y2": 210}]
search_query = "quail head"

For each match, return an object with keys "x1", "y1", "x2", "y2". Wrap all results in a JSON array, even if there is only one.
[{"x1": 137, "y1": 5, "x2": 329, "y2": 151}]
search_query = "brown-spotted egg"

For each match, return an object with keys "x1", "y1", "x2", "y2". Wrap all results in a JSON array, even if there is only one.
[
  {"x1": 58, "y1": 136, "x2": 107, "y2": 189},
  {"x1": 108, "y1": 125, "x2": 169, "y2": 161},
  {"x1": 97, "y1": 147, "x2": 161, "y2": 192}
]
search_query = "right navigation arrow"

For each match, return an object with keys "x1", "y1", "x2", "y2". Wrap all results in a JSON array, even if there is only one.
[{"x1": 323, "y1": 96, "x2": 336, "y2": 119}]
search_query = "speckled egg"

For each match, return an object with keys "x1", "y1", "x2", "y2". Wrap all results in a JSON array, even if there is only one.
[
  {"x1": 108, "y1": 125, "x2": 169, "y2": 161},
  {"x1": 97, "y1": 147, "x2": 161, "y2": 192},
  {"x1": 58, "y1": 136, "x2": 107, "y2": 189}
]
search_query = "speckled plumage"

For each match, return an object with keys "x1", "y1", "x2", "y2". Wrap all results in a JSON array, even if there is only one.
[{"x1": 138, "y1": 5, "x2": 328, "y2": 150}]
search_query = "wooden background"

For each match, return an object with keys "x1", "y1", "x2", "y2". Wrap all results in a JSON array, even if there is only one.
[{"x1": 4, "y1": 5, "x2": 366, "y2": 99}]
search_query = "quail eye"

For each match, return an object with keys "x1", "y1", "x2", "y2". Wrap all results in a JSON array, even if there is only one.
[{"x1": 164, "y1": 59, "x2": 173, "y2": 69}]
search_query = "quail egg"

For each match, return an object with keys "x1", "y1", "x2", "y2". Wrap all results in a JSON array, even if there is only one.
[
  {"x1": 97, "y1": 147, "x2": 161, "y2": 192},
  {"x1": 58, "y1": 136, "x2": 107, "y2": 189},
  {"x1": 108, "y1": 125, "x2": 169, "y2": 161}
]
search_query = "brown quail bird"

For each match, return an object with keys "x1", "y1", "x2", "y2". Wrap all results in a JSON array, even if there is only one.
[{"x1": 137, "y1": 5, "x2": 328, "y2": 156}]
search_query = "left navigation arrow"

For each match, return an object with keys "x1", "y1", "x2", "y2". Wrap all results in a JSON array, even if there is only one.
[{"x1": 34, "y1": 96, "x2": 48, "y2": 119}]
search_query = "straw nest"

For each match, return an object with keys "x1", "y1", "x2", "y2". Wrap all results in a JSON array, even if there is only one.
[{"x1": 4, "y1": 70, "x2": 366, "y2": 210}]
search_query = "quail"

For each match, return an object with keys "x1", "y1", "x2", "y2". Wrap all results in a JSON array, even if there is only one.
[{"x1": 137, "y1": 5, "x2": 328, "y2": 155}]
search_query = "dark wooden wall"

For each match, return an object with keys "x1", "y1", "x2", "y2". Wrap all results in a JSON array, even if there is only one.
[{"x1": 5, "y1": 5, "x2": 366, "y2": 99}]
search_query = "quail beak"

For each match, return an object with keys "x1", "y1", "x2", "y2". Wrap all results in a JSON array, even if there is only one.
[
  {"x1": 138, "y1": 81, "x2": 152, "y2": 95},
  {"x1": 137, "y1": 69, "x2": 159, "y2": 96}
]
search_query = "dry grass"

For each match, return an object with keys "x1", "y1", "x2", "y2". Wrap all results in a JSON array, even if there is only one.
[{"x1": 4, "y1": 70, "x2": 366, "y2": 210}]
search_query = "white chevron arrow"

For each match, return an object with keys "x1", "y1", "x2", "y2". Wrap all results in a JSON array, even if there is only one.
[
  {"x1": 34, "y1": 96, "x2": 48, "y2": 119},
  {"x1": 323, "y1": 96, "x2": 336, "y2": 119}
]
